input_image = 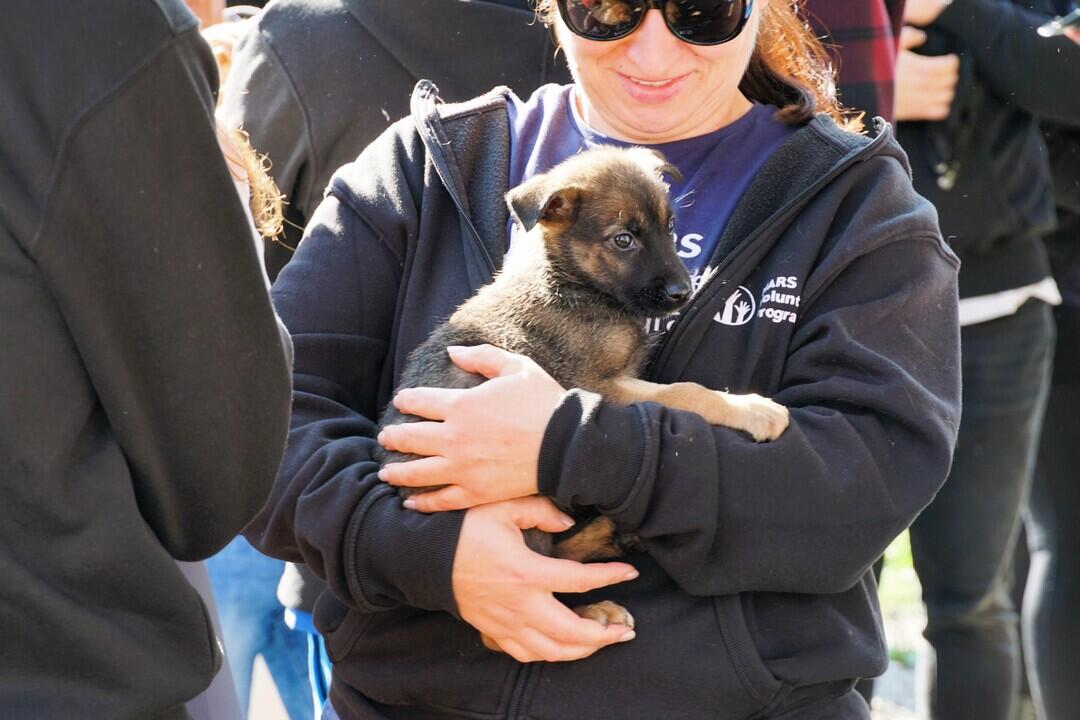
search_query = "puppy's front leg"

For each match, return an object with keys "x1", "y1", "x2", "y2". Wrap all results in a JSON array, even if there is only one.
[{"x1": 599, "y1": 376, "x2": 789, "y2": 442}]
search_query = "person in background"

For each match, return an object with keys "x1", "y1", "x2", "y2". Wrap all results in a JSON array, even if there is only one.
[
  {"x1": 805, "y1": 0, "x2": 905, "y2": 122},
  {"x1": 0, "y1": 1, "x2": 292, "y2": 718},
  {"x1": 1019, "y1": 18, "x2": 1080, "y2": 719},
  {"x1": 218, "y1": 1, "x2": 571, "y2": 709},
  {"x1": 220, "y1": 0, "x2": 571, "y2": 280},
  {"x1": 893, "y1": 0, "x2": 1080, "y2": 718},
  {"x1": 184, "y1": 0, "x2": 224, "y2": 26},
  {"x1": 202, "y1": 5, "x2": 262, "y2": 86},
  {"x1": 1024, "y1": 119, "x2": 1080, "y2": 720}
]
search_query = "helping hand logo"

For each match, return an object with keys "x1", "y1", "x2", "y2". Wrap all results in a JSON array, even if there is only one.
[{"x1": 715, "y1": 286, "x2": 756, "y2": 326}]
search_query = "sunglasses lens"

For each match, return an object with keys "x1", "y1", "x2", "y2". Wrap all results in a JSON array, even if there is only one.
[
  {"x1": 560, "y1": 0, "x2": 645, "y2": 40},
  {"x1": 664, "y1": 0, "x2": 746, "y2": 44}
]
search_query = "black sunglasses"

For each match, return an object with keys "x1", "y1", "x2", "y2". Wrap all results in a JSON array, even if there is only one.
[{"x1": 556, "y1": 0, "x2": 754, "y2": 46}]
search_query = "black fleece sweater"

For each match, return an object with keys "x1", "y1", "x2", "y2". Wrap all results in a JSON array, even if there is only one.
[
  {"x1": 219, "y1": 0, "x2": 570, "y2": 279},
  {"x1": 254, "y1": 83, "x2": 961, "y2": 720},
  {"x1": 898, "y1": 0, "x2": 1080, "y2": 299},
  {"x1": 0, "y1": 2, "x2": 291, "y2": 717}
]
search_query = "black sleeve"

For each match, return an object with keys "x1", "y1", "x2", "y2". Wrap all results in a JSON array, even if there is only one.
[
  {"x1": 538, "y1": 159, "x2": 961, "y2": 596},
  {"x1": 31, "y1": 29, "x2": 292, "y2": 561},
  {"x1": 245, "y1": 132, "x2": 465, "y2": 615},
  {"x1": 934, "y1": 0, "x2": 1080, "y2": 124}
]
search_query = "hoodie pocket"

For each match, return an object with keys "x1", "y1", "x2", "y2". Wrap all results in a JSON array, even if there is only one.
[
  {"x1": 713, "y1": 594, "x2": 788, "y2": 712},
  {"x1": 322, "y1": 605, "x2": 375, "y2": 663},
  {"x1": 327, "y1": 604, "x2": 517, "y2": 716},
  {"x1": 524, "y1": 558, "x2": 787, "y2": 719}
]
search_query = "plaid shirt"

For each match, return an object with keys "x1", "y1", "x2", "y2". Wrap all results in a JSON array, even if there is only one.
[{"x1": 805, "y1": 0, "x2": 906, "y2": 123}]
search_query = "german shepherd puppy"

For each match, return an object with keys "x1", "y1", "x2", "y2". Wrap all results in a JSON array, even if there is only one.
[{"x1": 378, "y1": 147, "x2": 788, "y2": 640}]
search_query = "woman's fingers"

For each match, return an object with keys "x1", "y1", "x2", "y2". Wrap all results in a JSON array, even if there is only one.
[
  {"x1": 533, "y1": 555, "x2": 639, "y2": 594},
  {"x1": 503, "y1": 495, "x2": 577, "y2": 533},
  {"x1": 446, "y1": 344, "x2": 526, "y2": 379},
  {"x1": 379, "y1": 454, "x2": 453, "y2": 488},
  {"x1": 401, "y1": 484, "x2": 471, "y2": 512},
  {"x1": 378, "y1": 421, "x2": 448, "y2": 458},
  {"x1": 392, "y1": 386, "x2": 466, "y2": 421}
]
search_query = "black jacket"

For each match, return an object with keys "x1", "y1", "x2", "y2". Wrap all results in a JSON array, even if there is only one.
[
  {"x1": 219, "y1": 0, "x2": 570, "y2": 279},
  {"x1": 253, "y1": 83, "x2": 961, "y2": 720},
  {"x1": 897, "y1": 0, "x2": 1080, "y2": 298},
  {"x1": 0, "y1": 2, "x2": 292, "y2": 717}
]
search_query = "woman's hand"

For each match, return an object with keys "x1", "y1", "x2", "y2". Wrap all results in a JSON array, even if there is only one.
[
  {"x1": 452, "y1": 496, "x2": 638, "y2": 663},
  {"x1": 378, "y1": 344, "x2": 566, "y2": 512}
]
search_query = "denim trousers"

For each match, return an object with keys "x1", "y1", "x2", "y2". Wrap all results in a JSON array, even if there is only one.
[
  {"x1": 1023, "y1": 301, "x2": 1080, "y2": 719},
  {"x1": 207, "y1": 537, "x2": 314, "y2": 720},
  {"x1": 910, "y1": 299, "x2": 1055, "y2": 720}
]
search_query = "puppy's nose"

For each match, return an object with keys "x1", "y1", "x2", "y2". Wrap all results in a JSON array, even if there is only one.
[{"x1": 663, "y1": 280, "x2": 691, "y2": 303}]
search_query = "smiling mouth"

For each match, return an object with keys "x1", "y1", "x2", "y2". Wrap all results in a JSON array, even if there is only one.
[
  {"x1": 629, "y1": 77, "x2": 674, "y2": 87},
  {"x1": 627, "y1": 76, "x2": 681, "y2": 88}
]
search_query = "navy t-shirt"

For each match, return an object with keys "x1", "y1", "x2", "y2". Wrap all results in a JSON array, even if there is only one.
[{"x1": 507, "y1": 84, "x2": 796, "y2": 331}]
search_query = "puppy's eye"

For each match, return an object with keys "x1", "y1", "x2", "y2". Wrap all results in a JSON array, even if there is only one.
[{"x1": 612, "y1": 232, "x2": 635, "y2": 250}]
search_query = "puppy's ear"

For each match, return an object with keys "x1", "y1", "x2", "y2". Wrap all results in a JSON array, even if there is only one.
[
  {"x1": 643, "y1": 148, "x2": 683, "y2": 184},
  {"x1": 507, "y1": 179, "x2": 584, "y2": 232}
]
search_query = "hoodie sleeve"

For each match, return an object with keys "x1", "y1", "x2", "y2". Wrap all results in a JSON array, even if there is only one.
[
  {"x1": 30, "y1": 28, "x2": 292, "y2": 562},
  {"x1": 933, "y1": 0, "x2": 1080, "y2": 124},
  {"x1": 244, "y1": 129, "x2": 465, "y2": 616},
  {"x1": 538, "y1": 156, "x2": 962, "y2": 596}
]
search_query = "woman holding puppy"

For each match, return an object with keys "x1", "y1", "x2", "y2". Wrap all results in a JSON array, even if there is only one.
[{"x1": 255, "y1": 1, "x2": 961, "y2": 718}]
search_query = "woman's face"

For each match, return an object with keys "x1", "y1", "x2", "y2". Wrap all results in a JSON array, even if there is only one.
[{"x1": 556, "y1": 2, "x2": 764, "y2": 144}]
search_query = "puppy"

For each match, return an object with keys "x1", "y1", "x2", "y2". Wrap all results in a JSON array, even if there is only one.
[{"x1": 378, "y1": 146, "x2": 788, "y2": 643}]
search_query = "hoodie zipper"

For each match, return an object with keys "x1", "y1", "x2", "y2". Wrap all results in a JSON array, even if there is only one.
[
  {"x1": 413, "y1": 80, "x2": 499, "y2": 277},
  {"x1": 646, "y1": 125, "x2": 894, "y2": 380},
  {"x1": 413, "y1": 88, "x2": 893, "y2": 717}
]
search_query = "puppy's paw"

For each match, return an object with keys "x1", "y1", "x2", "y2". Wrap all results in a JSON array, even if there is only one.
[
  {"x1": 574, "y1": 600, "x2": 635, "y2": 630},
  {"x1": 728, "y1": 393, "x2": 789, "y2": 442}
]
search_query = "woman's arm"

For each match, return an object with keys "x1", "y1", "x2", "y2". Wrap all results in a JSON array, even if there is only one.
[
  {"x1": 246, "y1": 186, "x2": 469, "y2": 614},
  {"x1": 539, "y1": 232, "x2": 960, "y2": 596},
  {"x1": 247, "y1": 131, "x2": 637, "y2": 661},
  {"x1": 385, "y1": 156, "x2": 962, "y2": 597}
]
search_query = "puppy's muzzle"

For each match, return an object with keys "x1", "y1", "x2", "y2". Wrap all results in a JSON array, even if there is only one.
[{"x1": 639, "y1": 277, "x2": 692, "y2": 314}]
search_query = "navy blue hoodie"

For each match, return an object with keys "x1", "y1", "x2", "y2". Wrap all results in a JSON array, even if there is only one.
[{"x1": 252, "y1": 83, "x2": 961, "y2": 719}]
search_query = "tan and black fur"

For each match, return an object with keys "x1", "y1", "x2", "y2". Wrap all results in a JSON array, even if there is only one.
[{"x1": 378, "y1": 147, "x2": 788, "y2": 642}]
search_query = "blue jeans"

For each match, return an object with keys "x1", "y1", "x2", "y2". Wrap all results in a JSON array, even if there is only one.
[
  {"x1": 286, "y1": 608, "x2": 333, "y2": 715},
  {"x1": 207, "y1": 537, "x2": 313, "y2": 720},
  {"x1": 911, "y1": 299, "x2": 1055, "y2": 720}
]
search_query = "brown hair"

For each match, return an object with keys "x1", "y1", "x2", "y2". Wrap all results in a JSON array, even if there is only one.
[{"x1": 536, "y1": 0, "x2": 862, "y2": 133}]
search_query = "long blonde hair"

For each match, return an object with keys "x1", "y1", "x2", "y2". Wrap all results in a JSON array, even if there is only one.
[
  {"x1": 217, "y1": 124, "x2": 285, "y2": 241},
  {"x1": 535, "y1": 0, "x2": 862, "y2": 132}
]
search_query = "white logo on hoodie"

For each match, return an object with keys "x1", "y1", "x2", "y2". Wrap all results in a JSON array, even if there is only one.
[{"x1": 714, "y1": 287, "x2": 756, "y2": 326}]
